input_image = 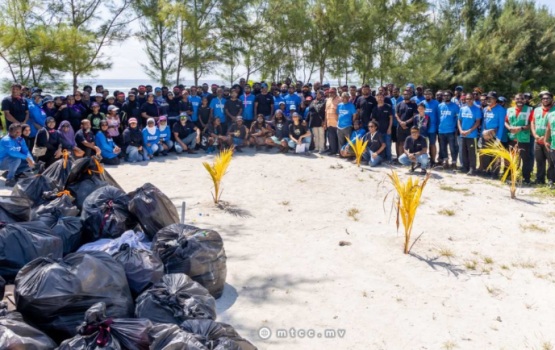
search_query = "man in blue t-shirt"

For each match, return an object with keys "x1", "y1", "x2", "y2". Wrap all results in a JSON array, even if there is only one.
[
  {"x1": 209, "y1": 88, "x2": 227, "y2": 133},
  {"x1": 239, "y1": 85, "x2": 256, "y2": 128},
  {"x1": 423, "y1": 89, "x2": 439, "y2": 165},
  {"x1": 479, "y1": 91, "x2": 506, "y2": 178},
  {"x1": 438, "y1": 90, "x2": 460, "y2": 169},
  {"x1": 0, "y1": 123, "x2": 34, "y2": 186},
  {"x1": 336, "y1": 92, "x2": 357, "y2": 152},
  {"x1": 285, "y1": 85, "x2": 301, "y2": 113},
  {"x1": 458, "y1": 94, "x2": 482, "y2": 175},
  {"x1": 189, "y1": 92, "x2": 201, "y2": 123}
]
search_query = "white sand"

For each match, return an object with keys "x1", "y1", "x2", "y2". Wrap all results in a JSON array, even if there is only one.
[{"x1": 2, "y1": 150, "x2": 555, "y2": 350}]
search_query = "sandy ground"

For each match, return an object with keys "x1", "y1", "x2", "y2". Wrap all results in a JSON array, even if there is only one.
[{"x1": 2, "y1": 149, "x2": 555, "y2": 350}]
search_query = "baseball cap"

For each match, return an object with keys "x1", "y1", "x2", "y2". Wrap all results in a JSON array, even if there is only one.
[
  {"x1": 292, "y1": 112, "x2": 300, "y2": 118},
  {"x1": 211, "y1": 84, "x2": 219, "y2": 88},
  {"x1": 455, "y1": 85, "x2": 464, "y2": 91},
  {"x1": 106, "y1": 95, "x2": 115, "y2": 100},
  {"x1": 498, "y1": 96, "x2": 507, "y2": 103},
  {"x1": 406, "y1": 83, "x2": 415, "y2": 90},
  {"x1": 117, "y1": 93, "x2": 125, "y2": 97},
  {"x1": 95, "y1": 93, "x2": 103, "y2": 98},
  {"x1": 275, "y1": 109, "x2": 283, "y2": 114},
  {"x1": 159, "y1": 116, "x2": 167, "y2": 121},
  {"x1": 279, "y1": 101, "x2": 286, "y2": 105},
  {"x1": 107, "y1": 105, "x2": 119, "y2": 112},
  {"x1": 128, "y1": 118, "x2": 138, "y2": 124},
  {"x1": 289, "y1": 105, "x2": 296, "y2": 110},
  {"x1": 155, "y1": 87, "x2": 162, "y2": 92},
  {"x1": 540, "y1": 91, "x2": 553, "y2": 98},
  {"x1": 236, "y1": 116, "x2": 243, "y2": 121},
  {"x1": 261, "y1": 83, "x2": 268, "y2": 88},
  {"x1": 486, "y1": 91, "x2": 498, "y2": 99},
  {"x1": 43, "y1": 97, "x2": 53, "y2": 103},
  {"x1": 91, "y1": 102, "x2": 100, "y2": 107},
  {"x1": 179, "y1": 112, "x2": 188, "y2": 118}
]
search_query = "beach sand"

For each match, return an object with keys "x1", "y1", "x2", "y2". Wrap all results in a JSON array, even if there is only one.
[{"x1": 2, "y1": 150, "x2": 555, "y2": 349}]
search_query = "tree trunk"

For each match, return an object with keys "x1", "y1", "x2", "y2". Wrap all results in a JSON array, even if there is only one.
[{"x1": 73, "y1": 72, "x2": 78, "y2": 93}]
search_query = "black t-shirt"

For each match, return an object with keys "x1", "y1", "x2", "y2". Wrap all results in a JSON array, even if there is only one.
[
  {"x1": 404, "y1": 135, "x2": 428, "y2": 153},
  {"x1": 179, "y1": 100, "x2": 192, "y2": 113},
  {"x1": 172, "y1": 120, "x2": 196, "y2": 139},
  {"x1": 198, "y1": 106, "x2": 210, "y2": 125},
  {"x1": 228, "y1": 123, "x2": 248, "y2": 139},
  {"x1": 255, "y1": 93, "x2": 274, "y2": 116},
  {"x1": 87, "y1": 113, "x2": 105, "y2": 134},
  {"x1": 289, "y1": 123, "x2": 308, "y2": 139},
  {"x1": 141, "y1": 102, "x2": 159, "y2": 118},
  {"x1": 205, "y1": 123, "x2": 222, "y2": 137},
  {"x1": 396, "y1": 100, "x2": 418, "y2": 127},
  {"x1": 371, "y1": 103, "x2": 393, "y2": 134},
  {"x1": 356, "y1": 95, "x2": 377, "y2": 126},
  {"x1": 225, "y1": 99, "x2": 242, "y2": 117},
  {"x1": 366, "y1": 132, "x2": 385, "y2": 153},
  {"x1": 1, "y1": 96, "x2": 28, "y2": 126},
  {"x1": 273, "y1": 120, "x2": 289, "y2": 140},
  {"x1": 75, "y1": 129, "x2": 95, "y2": 146}
]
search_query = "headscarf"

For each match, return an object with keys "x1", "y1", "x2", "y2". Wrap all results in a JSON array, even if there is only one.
[
  {"x1": 158, "y1": 120, "x2": 167, "y2": 133},
  {"x1": 45, "y1": 117, "x2": 56, "y2": 132},
  {"x1": 146, "y1": 118, "x2": 157, "y2": 135},
  {"x1": 58, "y1": 120, "x2": 76, "y2": 148}
]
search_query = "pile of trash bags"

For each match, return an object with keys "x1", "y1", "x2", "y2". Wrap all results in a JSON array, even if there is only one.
[{"x1": 0, "y1": 162, "x2": 254, "y2": 349}]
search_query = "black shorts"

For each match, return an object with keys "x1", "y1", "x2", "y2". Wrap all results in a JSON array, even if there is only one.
[
  {"x1": 397, "y1": 127, "x2": 411, "y2": 144},
  {"x1": 391, "y1": 127, "x2": 398, "y2": 143}
]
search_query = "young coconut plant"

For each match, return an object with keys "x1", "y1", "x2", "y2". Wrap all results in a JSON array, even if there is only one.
[
  {"x1": 386, "y1": 169, "x2": 430, "y2": 254},
  {"x1": 202, "y1": 147, "x2": 234, "y2": 204},
  {"x1": 479, "y1": 140, "x2": 521, "y2": 199},
  {"x1": 346, "y1": 136, "x2": 368, "y2": 167}
]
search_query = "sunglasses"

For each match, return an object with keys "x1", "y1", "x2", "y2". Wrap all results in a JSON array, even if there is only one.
[{"x1": 542, "y1": 97, "x2": 552, "y2": 100}]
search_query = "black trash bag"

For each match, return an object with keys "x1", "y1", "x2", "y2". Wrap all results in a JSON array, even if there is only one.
[
  {"x1": 32, "y1": 190, "x2": 79, "y2": 219},
  {"x1": 0, "y1": 221, "x2": 63, "y2": 281},
  {"x1": 180, "y1": 320, "x2": 258, "y2": 350},
  {"x1": 153, "y1": 224, "x2": 227, "y2": 299},
  {"x1": 81, "y1": 186, "x2": 137, "y2": 244},
  {"x1": 0, "y1": 276, "x2": 5, "y2": 300},
  {"x1": 0, "y1": 195, "x2": 33, "y2": 223},
  {"x1": 11, "y1": 175, "x2": 62, "y2": 206},
  {"x1": 0, "y1": 302, "x2": 58, "y2": 350},
  {"x1": 67, "y1": 177, "x2": 108, "y2": 209},
  {"x1": 42, "y1": 153, "x2": 73, "y2": 188},
  {"x1": 66, "y1": 157, "x2": 122, "y2": 190},
  {"x1": 15, "y1": 251, "x2": 134, "y2": 342},
  {"x1": 149, "y1": 323, "x2": 208, "y2": 350},
  {"x1": 128, "y1": 183, "x2": 179, "y2": 240},
  {"x1": 57, "y1": 302, "x2": 152, "y2": 350},
  {"x1": 112, "y1": 243, "x2": 164, "y2": 297},
  {"x1": 134, "y1": 273, "x2": 216, "y2": 324},
  {"x1": 38, "y1": 214, "x2": 82, "y2": 255}
]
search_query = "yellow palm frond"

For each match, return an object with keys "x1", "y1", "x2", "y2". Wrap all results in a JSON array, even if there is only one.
[
  {"x1": 202, "y1": 147, "x2": 234, "y2": 203},
  {"x1": 478, "y1": 140, "x2": 520, "y2": 199},
  {"x1": 386, "y1": 169, "x2": 430, "y2": 254},
  {"x1": 346, "y1": 135, "x2": 368, "y2": 167}
]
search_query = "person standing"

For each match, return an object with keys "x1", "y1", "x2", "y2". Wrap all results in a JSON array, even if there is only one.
[
  {"x1": 306, "y1": 90, "x2": 326, "y2": 154},
  {"x1": 141, "y1": 93, "x2": 161, "y2": 124},
  {"x1": 254, "y1": 83, "x2": 274, "y2": 121},
  {"x1": 479, "y1": 92, "x2": 505, "y2": 179},
  {"x1": 437, "y1": 90, "x2": 460, "y2": 169},
  {"x1": 285, "y1": 85, "x2": 301, "y2": 113},
  {"x1": 543, "y1": 99, "x2": 555, "y2": 188},
  {"x1": 357, "y1": 84, "x2": 377, "y2": 131},
  {"x1": 371, "y1": 92, "x2": 393, "y2": 162},
  {"x1": 325, "y1": 88, "x2": 341, "y2": 155},
  {"x1": 240, "y1": 85, "x2": 256, "y2": 128},
  {"x1": 531, "y1": 91, "x2": 555, "y2": 186},
  {"x1": 505, "y1": 93, "x2": 534, "y2": 184},
  {"x1": 423, "y1": 89, "x2": 439, "y2": 166},
  {"x1": 395, "y1": 90, "x2": 418, "y2": 163},
  {"x1": 224, "y1": 89, "x2": 243, "y2": 130},
  {"x1": 210, "y1": 88, "x2": 227, "y2": 134},
  {"x1": 458, "y1": 94, "x2": 482, "y2": 175},
  {"x1": 0, "y1": 123, "x2": 34, "y2": 186},
  {"x1": 336, "y1": 92, "x2": 357, "y2": 154},
  {"x1": 1, "y1": 84, "x2": 29, "y2": 130}
]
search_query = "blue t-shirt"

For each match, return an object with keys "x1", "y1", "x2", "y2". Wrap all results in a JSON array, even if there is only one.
[
  {"x1": 0, "y1": 135, "x2": 31, "y2": 162},
  {"x1": 413, "y1": 95, "x2": 426, "y2": 103},
  {"x1": 209, "y1": 97, "x2": 227, "y2": 122},
  {"x1": 142, "y1": 128, "x2": 160, "y2": 145},
  {"x1": 341, "y1": 128, "x2": 366, "y2": 150},
  {"x1": 189, "y1": 96, "x2": 201, "y2": 121},
  {"x1": 438, "y1": 102, "x2": 460, "y2": 133},
  {"x1": 158, "y1": 126, "x2": 171, "y2": 141},
  {"x1": 424, "y1": 99, "x2": 440, "y2": 133},
  {"x1": 336, "y1": 102, "x2": 357, "y2": 129},
  {"x1": 27, "y1": 100, "x2": 47, "y2": 138},
  {"x1": 458, "y1": 104, "x2": 482, "y2": 138},
  {"x1": 390, "y1": 96, "x2": 400, "y2": 127},
  {"x1": 95, "y1": 132, "x2": 118, "y2": 159},
  {"x1": 239, "y1": 94, "x2": 256, "y2": 121},
  {"x1": 284, "y1": 94, "x2": 301, "y2": 112},
  {"x1": 482, "y1": 105, "x2": 506, "y2": 141},
  {"x1": 273, "y1": 96, "x2": 285, "y2": 114}
]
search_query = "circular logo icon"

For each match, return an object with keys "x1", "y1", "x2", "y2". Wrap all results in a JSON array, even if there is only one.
[{"x1": 258, "y1": 327, "x2": 272, "y2": 340}]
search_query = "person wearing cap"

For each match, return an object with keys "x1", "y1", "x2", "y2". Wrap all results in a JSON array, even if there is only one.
[
  {"x1": 504, "y1": 93, "x2": 533, "y2": 184},
  {"x1": 300, "y1": 95, "x2": 312, "y2": 121},
  {"x1": 255, "y1": 83, "x2": 274, "y2": 121},
  {"x1": 458, "y1": 94, "x2": 482, "y2": 175},
  {"x1": 472, "y1": 88, "x2": 483, "y2": 107},
  {"x1": 285, "y1": 85, "x2": 302, "y2": 113},
  {"x1": 209, "y1": 88, "x2": 227, "y2": 134},
  {"x1": 226, "y1": 116, "x2": 249, "y2": 152},
  {"x1": 86, "y1": 102, "x2": 106, "y2": 135},
  {"x1": 437, "y1": 90, "x2": 460, "y2": 170},
  {"x1": 224, "y1": 89, "x2": 243, "y2": 127},
  {"x1": 211, "y1": 84, "x2": 219, "y2": 96},
  {"x1": 173, "y1": 113, "x2": 200, "y2": 154},
  {"x1": 136, "y1": 85, "x2": 148, "y2": 106},
  {"x1": 287, "y1": 104, "x2": 297, "y2": 120},
  {"x1": 533, "y1": 91, "x2": 555, "y2": 186},
  {"x1": 453, "y1": 86, "x2": 464, "y2": 106},
  {"x1": 41, "y1": 97, "x2": 57, "y2": 124},
  {"x1": 178, "y1": 89, "x2": 193, "y2": 124},
  {"x1": 479, "y1": 91, "x2": 505, "y2": 178},
  {"x1": 413, "y1": 85, "x2": 425, "y2": 103},
  {"x1": 60, "y1": 94, "x2": 84, "y2": 132},
  {"x1": 95, "y1": 120, "x2": 121, "y2": 165},
  {"x1": 325, "y1": 87, "x2": 341, "y2": 155},
  {"x1": 122, "y1": 118, "x2": 146, "y2": 162},
  {"x1": 398, "y1": 125, "x2": 428, "y2": 174},
  {"x1": 395, "y1": 89, "x2": 418, "y2": 162},
  {"x1": 544, "y1": 102, "x2": 555, "y2": 186},
  {"x1": 2, "y1": 84, "x2": 29, "y2": 131},
  {"x1": 93, "y1": 93, "x2": 103, "y2": 108},
  {"x1": 157, "y1": 116, "x2": 173, "y2": 155},
  {"x1": 239, "y1": 85, "x2": 256, "y2": 128},
  {"x1": 288, "y1": 112, "x2": 311, "y2": 155},
  {"x1": 75, "y1": 119, "x2": 100, "y2": 158},
  {"x1": 101, "y1": 95, "x2": 116, "y2": 114},
  {"x1": 106, "y1": 105, "x2": 122, "y2": 146}
]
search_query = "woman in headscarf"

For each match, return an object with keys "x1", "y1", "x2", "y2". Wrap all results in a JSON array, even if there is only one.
[
  {"x1": 95, "y1": 120, "x2": 121, "y2": 165},
  {"x1": 60, "y1": 94, "x2": 84, "y2": 132},
  {"x1": 122, "y1": 92, "x2": 141, "y2": 128},
  {"x1": 122, "y1": 118, "x2": 147, "y2": 162},
  {"x1": 58, "y1": 120, "x2": 84, "y2": 158},
  {"x1": 157, "y1": 116, "x2": 173, "y2": 155},
  {"x1": 142, "y1": 117, "x2": 160, "y2": 159},
  {"x1": 35, "y1": 117, "x2": 63, "y2": 168},
  {"x1": 41, "y1": 97, "x2": 57, "y2": 120}
]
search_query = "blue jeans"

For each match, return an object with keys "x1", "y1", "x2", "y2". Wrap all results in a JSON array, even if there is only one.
[
  {"x1": 439, "y1": 132, "x2": 458, "y2": 163},
  {"x1": 161, "y1": 139, "x2": 174, "y2": 153},
  {"x1": 1, "y1": 156, "x2": 30, "y2": 180},
  {"x1": 126, "y1": 146, "x2": 147, "y2": 162},
  {"x1": 399, "y1": 153, "x2": 429, "y2": 169},
  {"x1": 379, "y1": 132, "x2": 392, "y2": 161},
  {"x1": 288, "y1": 136, "x2": 312, "y2": 150},
  {"x1": 175, "y1": 133, "x2": 198, "y2": 153},
  {"x1": 362, "y1": 150, "x2": 382, "y2": 167}
]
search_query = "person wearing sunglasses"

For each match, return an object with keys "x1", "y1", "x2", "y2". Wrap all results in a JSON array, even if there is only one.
[
  {"x1": 361, "y1": 120, "x2": 386, "y2": 167},
  {"x1": 458, "y1": 94, "x2": 482, "y2": 176},
  {"x1": 398, "y1": 126, "x2": 429, "y2": 175}
]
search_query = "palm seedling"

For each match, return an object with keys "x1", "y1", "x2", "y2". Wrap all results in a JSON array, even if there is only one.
[
  {"x1": 386, "y1": 169, "x2": 430, "y2": 254},
  {"x1": 479, "y1": 140, "x2": 520, "y2": 199},
  {"x1": 346, "y1": 136, "x2": 368, "y2": 167},
  {"x1": 202, "y1": 147, "x2": 234, "y2": 204}
]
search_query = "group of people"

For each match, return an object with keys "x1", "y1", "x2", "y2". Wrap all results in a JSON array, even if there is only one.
[{"x1": 1, "y1": 80, "x2": 554, "y2": 187}]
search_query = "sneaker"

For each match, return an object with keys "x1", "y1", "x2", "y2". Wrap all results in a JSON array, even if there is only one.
[
  {"x1": 161, "y1": 152, "x2": 168, "y2": 156},
  {"x1": 187, "y1": 150, "x2": 197, "y2": 154},
  {"x1": 420, "y1": 169, "x2": 427, "y2": 175},
  {"x1": 5, "y1": 178, "x2": 17, "y2": 187},
  {"x1": 1, "y1": 171, "x2": 7, "y2": 178},
  {"x1": 410, "y1": 164, "x2": 416, "y2": 173},
  {"x1": 467, "y1": 169, "x2": 477, "y2": 176},
  {"x1": 450, "y1": 163, "x2": 457, "y2": 171},
  {"x1": 236, "y1": 147, "x2": 243, "y2": 153}
]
